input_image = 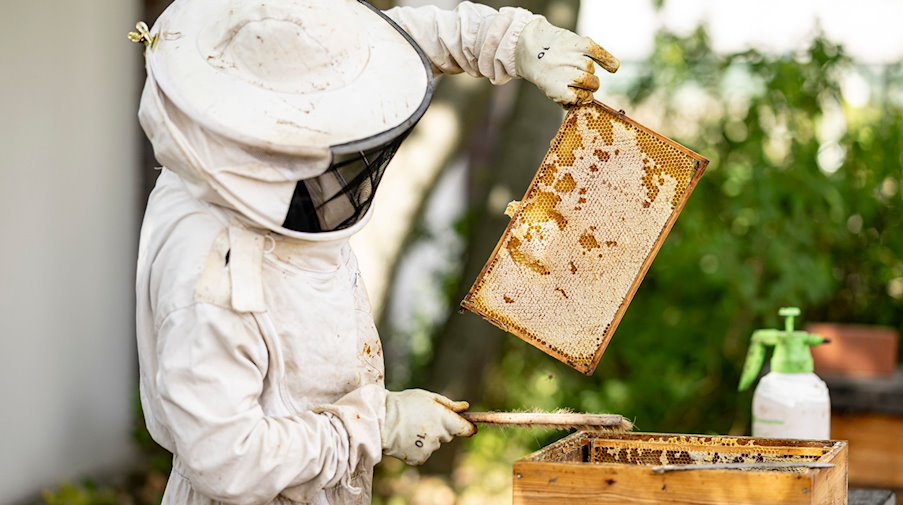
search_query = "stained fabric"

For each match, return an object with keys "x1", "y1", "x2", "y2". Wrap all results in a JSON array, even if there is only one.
[
  {"x1": 135, "y1": 3, "x2": 540, "y2": 504},
  {"x1": 138, "y1": 171, "x2": 386, "y2": 505}
]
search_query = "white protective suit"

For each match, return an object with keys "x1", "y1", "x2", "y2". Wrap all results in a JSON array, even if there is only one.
[{"x1": 136, "y1": 3, "x2": 539, "y2": 505}]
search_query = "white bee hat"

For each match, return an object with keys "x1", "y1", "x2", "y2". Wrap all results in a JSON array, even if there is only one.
[
  {"x1": 146, "y1": 0, "x2": 431, "y2": 154},
  {"x1": 138, "y1": 0, "x2": 434, "y2": 238}
]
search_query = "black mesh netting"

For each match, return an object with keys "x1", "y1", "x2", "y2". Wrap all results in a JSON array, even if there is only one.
[{"x1": 282, "y1": 129, "x2": 412, "y2": 233}]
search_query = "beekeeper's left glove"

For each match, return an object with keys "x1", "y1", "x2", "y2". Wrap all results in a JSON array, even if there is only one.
[
  {"x1": 515, "y1": 17, "x2": 619, "y2": 105},
  {"x1": 382, "y1": 389, "x2": 477, "y2": 465}
]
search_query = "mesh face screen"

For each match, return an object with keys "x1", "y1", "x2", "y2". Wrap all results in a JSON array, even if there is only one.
[
  {"x1": 283, "y1": 130, "x2": 411, "y2": 233},
  {"x1": 462, "y1": 101, "x2": 708, "y2": 374},
  {"x1": 525, "y1": 432, "x2": 841, "y2": 473}
]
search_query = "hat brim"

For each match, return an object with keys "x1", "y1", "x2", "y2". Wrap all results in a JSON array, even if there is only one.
[{"x1": 148, "y1": 0, "x2": 433, "y2": 154}]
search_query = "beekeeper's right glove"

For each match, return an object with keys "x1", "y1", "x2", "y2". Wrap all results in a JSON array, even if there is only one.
[{"x1": 382, "y1": 389, "x2": 477, "y2": 465}]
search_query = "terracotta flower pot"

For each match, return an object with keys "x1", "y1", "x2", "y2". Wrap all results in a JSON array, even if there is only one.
[{"x1": 807, "y1": 323, "x2": 900, "y2": 379}]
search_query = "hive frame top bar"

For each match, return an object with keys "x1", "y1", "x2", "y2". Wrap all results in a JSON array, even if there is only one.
[{"x1": 461, "y1": 100, "x2": 708, "y2": 375}]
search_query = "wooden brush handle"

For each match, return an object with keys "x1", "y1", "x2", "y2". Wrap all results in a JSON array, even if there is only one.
[{"x1": 461, "y1": 412, "x2": 629, "y2": 428}]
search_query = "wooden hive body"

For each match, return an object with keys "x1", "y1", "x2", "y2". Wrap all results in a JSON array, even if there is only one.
[
  {"x1": 513, "y1": 432, "x2": 848, "y2": 505},
  {"x1": 462, "y1": 101, "x2": 708, "y2": 374}
]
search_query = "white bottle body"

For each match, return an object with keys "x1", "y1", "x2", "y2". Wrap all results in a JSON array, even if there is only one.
[{"x1": 751, "y1": 372, "x2": 831, "y2": 440}]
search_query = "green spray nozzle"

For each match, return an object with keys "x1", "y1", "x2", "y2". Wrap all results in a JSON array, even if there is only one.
[{"x1": 737, "y1": 307, "x2": 829, "y2": 392}]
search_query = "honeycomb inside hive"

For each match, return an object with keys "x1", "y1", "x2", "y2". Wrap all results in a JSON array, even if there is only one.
[
  {"x1": 527, "y1": 432, "x2": 839, "y2": 473},
  {"x1": 462, "y1": 101, "x2": 708, "y2": 374}
]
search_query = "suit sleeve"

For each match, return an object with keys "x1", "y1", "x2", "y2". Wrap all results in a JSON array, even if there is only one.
[
  {"x1": 384, "y1": 1, "x2": 541, "y2": 84},
  {"x1": 154, "y1": 303, "x2": 386, "y2": 505}
]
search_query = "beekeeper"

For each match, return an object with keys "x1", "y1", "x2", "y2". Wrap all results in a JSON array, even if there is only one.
[{"x1": 133, "y1": 1, "x2": 618, "y2": 504}]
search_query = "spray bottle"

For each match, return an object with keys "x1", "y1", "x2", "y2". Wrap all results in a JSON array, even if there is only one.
[{"x1": 738, "y1": 307, "x2": 831, "y2": 439}]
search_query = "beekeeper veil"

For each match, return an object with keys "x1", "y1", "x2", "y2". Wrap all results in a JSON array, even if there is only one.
[{"x1": 138, "y1": 0, "x2": 433, "y2": 240}]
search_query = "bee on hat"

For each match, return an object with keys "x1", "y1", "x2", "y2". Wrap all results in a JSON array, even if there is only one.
[{"x1": 132, "y1": 1, "x2": 617, "y2": 504}]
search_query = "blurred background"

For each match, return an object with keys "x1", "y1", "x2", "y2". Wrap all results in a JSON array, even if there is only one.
[{"x1": 1, "y1": 0, "x2": 901, "y2": 504}]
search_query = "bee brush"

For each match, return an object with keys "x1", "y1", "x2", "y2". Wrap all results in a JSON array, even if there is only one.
[{"x1": 461, "y1": 411, "x2": 633, "y2": 432}]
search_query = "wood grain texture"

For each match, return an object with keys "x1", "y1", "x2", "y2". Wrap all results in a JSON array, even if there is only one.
[
  {"x1": 812, "y1": 441, "x2": 850, "y2": 505},
  {"x1": 514, "y1": 432, "x2": 848, "y2": 505},
  {"x1": 832, "y1": 413, "x2": 903, "y2": 489},
  {"x1": 462, "y1": 412, "x2": 631, "y2": 431},
  {"x1": 514, "y1": 462, "x2": 815, "y2": 505}
]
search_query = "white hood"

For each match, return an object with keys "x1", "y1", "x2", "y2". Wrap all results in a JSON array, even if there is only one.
[{"x1": 137, "y1": 0, "x2": 433, "y2": 240}]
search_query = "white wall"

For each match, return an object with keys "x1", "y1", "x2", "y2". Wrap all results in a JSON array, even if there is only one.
[{"x1": 0, "y1": 0, "x2": 141, "y2": 502}]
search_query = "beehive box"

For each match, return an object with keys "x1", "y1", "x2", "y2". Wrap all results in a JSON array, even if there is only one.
[
  {"x1": 514, "y1": 432, "x2": 848, "y2": 505},
  {"x1": 461, "y1": 101, "x2": 707, "y2": 375}
]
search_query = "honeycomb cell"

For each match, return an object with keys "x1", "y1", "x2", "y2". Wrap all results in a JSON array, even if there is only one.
[
  {"x1": 462, "y1": 101, "x2": 709, "y2": 374},
  {"x1": 529, "y1": 432, "x2": 837, "y2": 475}
]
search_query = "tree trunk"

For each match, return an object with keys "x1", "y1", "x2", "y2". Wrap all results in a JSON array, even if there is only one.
[{"x1": 421, "y1": 0, "x2": 581, "y2": 473}]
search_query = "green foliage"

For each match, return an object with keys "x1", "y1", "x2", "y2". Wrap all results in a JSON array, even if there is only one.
[
  {"x1": 478, "y1": 29, "x2": 903, "y2": 441},
  {"x1": 41, "y1": 483, "x2": 119, "y2": 505},
  {"x1": 385, "y1": 29, "x2": 903, "y2": 475},
  {"x1": 133, "y1": 390, "x2": 174, "y2": 476}
]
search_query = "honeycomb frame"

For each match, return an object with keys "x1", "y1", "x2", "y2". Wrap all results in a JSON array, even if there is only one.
[
  {"x1": 514, "y1": 432, "x2": 848, "y2": 504},
  {"x1": 524, "y1": 432, "x2": 842, "y2": 469},
  {"x1": 461, "y1": 101, "x2": 708, "y2": 375}
]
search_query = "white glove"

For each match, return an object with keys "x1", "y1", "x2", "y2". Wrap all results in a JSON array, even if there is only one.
[
  {"x1": 515, "y1": 17, "x2": 620, "y2": 105},
  {"x1": 382, "y1": 389, "x2": 477, "y2": 465}
]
